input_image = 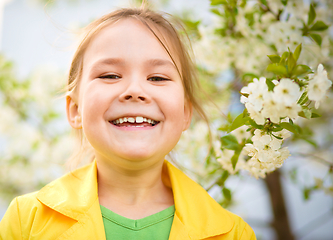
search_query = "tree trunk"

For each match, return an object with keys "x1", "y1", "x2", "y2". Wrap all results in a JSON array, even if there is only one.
[{"x1": 264, "y1": 170, "x2": 295, "y2": 240}]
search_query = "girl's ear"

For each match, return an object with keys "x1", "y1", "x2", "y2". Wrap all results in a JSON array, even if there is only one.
[
  {"x1": 66, "y1": 95, "x2": 82, "y2": 129},
  {"x1": 183, "y1": 100, "x2": 193, "y2": 131}
]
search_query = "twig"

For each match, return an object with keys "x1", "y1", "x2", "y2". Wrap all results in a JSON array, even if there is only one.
[
  {"x1": 205, "y1": 177, "x2": 221, "y2": 192},
  {"x1": 293, "y1": 152, "x2": 333, "y2": 167},
  {"x1": 259, "y1": 2, "x2": 282, "y2": 21}
]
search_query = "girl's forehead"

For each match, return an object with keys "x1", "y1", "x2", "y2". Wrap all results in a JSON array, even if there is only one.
[{"x1": 83, "y1": 18, "x2": 181, "y2": 72}]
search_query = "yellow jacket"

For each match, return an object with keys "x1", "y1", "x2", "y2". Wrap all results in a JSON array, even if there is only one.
[{"x1": 0, "y1": 160, "x2": 256, "y2": 240}]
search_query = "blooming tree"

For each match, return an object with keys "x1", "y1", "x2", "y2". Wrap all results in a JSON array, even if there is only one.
[
  {"x1": 0, "y1": 57, "x2": 73, "y2": 201},
  {"x1": 174, "y1": 0, "x2": 333, "y2": 238},
  {"x1": 219, "y1": 50, "x2": 331, "y2": 179}
]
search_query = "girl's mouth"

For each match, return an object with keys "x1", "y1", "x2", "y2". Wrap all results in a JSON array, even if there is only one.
[{"x1": 110, "y1": 116, "x2": 160, "y2": 127}]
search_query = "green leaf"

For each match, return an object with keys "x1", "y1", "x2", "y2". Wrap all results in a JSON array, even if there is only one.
[
  {"x1": 303, "y1": 138, "x2": 318, "y2": 148},
  {"x1": 243, "y1": 108, "x2": 249, "y2": 118},
  {"x1": 303, "y1": 188, "x2": 311, "y2": 201},
  {"x1": 248, "y1": 119, "x2": 264, "y2": 129},
  {"x1": 307, "y1": 4, "x2": 316, "y2": 26},
  {"x1": 271, "y1": 125, "x2": 283, "y2": 132},
  {"x1": 183, "y1": 20, "x2": 200, "y2": 31},
  {"x1": 222, "y1": 188, "x2": 232, "y2": 201},
  {"x1": 217, "y1": 171, "x2": 229, "y2": 186},
  {"x1": 221, "y1": 134, "x2": 240, "y2": 150},
  {"x1": 271, "y1": 133, "x2": 283, "y2": 140},
  {"x1": 289, "y1": 118, "x2": 293, "y2": 124},
  {"x1": 299, "y1": 111, "x2": 321, "y2": 119},
  {"x1": 210, "y1": 0, "x2": 226, "y2": 5},
  {"x1": 206, "y1": 147, "x2": 217, "y2": 166},
  {"x1": 310, "y1": 33, "x2": 322, "y2": 46},
  {"x1": 287, "y1": 52, "x2": 296, "y2": 73},
  {"x1": 310, "y1": 21, "x2": 329, "y2": 31},
  {"x1": 293, "y1": 64, "x2": 312, "y2": 77},
  {"x1": 302, "y1": 108, "x2": 312, "y2": 119},
  {"x1": 227, "y1": 112, "x2": 233, "y2": 123},
  {"x1": 281, "y1": 0, "x2": 288, "y2": 6},
  {"x1": 259, "y1": 0, "x2": 268, "y2": 6},
  {"x1": 280, "y1": 51, "x2": 289, "y2": 64},
  {"x1": 218, "y1": 125, "x2": 229, "y2": 131},
  {"x1": 266, "y1": 64, "x2": 287, "y2": 75},
  {"x1": 229, "y1": 112, "x2": 250, "y2": 132},
  {"x1": 311, "y1": 112, "x2": 321, "y2": 118},
  {"x1": 293, "y1": 43, "x2": 302, "y2": 62},
  {"x1": 280, "y1": 122, "x2": 299, "y2": 134},
  {"x1": 242, "y1": 73, "x2": 259, "y2": 82},
  {"x1": 297, "y1": 91, "x2": 308, "y2": 105},
  {"x1": 240, "y1": 0, "x2": 247, "y2": 8},
  {"x1": 240, "y1": 92, "x2": 249, "y2": 98},
  {"x1": 210, "y1": 9, "x2": 222, "y2": 16},
  {"x1": 266, "y1": 78, "x2": 275, "y2": 91},
  {"x1": 231, "y1": 151, "x2": 240, "y2": 170},
  {"x1": 267, "y1": 55, "x2": 281, "y2": 63}
]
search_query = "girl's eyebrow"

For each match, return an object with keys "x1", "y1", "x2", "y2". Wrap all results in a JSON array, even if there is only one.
[
  {"x1": 89, "y1": 58, "x2": 176, "y2": 71},
  {"x1": 145, "y1": 58, "x2": 176, "y2": 70},
  {"x1": 90, "y1": 58, "x2": 125, "y2": 69}
]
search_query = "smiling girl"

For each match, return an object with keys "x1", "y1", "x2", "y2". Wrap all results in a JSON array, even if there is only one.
[{"x1": 0, "y1": 7, "x2": 256, "y2": 240}]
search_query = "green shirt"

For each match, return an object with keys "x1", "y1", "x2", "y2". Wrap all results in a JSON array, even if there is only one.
[{"x1": 100, "y1": 205, "x2": 175, "y2": 240}]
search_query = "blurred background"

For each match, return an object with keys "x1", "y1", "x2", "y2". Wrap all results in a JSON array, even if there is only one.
[{"x1": 0, "y1": 0, "x2": 332, "y2": 239}]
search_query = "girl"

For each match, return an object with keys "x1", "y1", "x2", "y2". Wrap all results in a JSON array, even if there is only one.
[{"x1": 0, "y1": 7, "x2": 256, "y2": 240}]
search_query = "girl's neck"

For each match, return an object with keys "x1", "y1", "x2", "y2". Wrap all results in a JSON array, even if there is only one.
[{"x1": 96, "y1": 156, "x2": 174, "y2": 219}]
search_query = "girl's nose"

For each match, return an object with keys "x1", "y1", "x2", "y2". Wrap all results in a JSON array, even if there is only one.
[{"x1": 118, "y1": 79, "x2": 151, "y2": 103}]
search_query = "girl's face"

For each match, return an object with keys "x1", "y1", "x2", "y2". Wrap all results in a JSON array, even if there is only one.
[{"x1": 67, "y1": 18, "x2": 192, "y2": 169}]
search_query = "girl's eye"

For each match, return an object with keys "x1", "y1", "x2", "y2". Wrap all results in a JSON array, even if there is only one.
[
  {"x1": 98, "y1": 74, "x2": 121, "y2": 79},
  {"x1": 148, "y1": 76, "x2": 170, "y2": 82}
]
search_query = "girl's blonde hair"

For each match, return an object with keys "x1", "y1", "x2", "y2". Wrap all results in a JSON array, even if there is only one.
[{"x1": 66, "y1": 7, "x2": 209, "y2": 167}]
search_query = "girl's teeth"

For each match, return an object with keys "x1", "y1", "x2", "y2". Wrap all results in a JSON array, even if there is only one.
[
  {"x1": 112, "y1": 116, "x2": 158, "y2": 125},
  {"x1": 136, "y1": 116, "x2": 143, "y2": 123}
]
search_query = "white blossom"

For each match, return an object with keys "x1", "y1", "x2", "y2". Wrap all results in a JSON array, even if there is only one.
[
  {"x1": 307, "y1": 64, "x2": 332, "y2": 109},
  {"x1": 261, "y1": 92, "x2": 281, "y2": 123},
  {"x1": 241, "y1": 129, "x2": 290, "y2": 178},
  {"x1": 274, "y1": 129, "x2": 291, "y2": 140},
  {"x1": 241, "y1": 77, "x2": 268, "y2": 111},
  {"x1": 243, "y1": 143, "x2": 258, "y2": 158},
  {"x1": 266, "y1": 19, "x2": 304, "y2": 53},
  {"x1": 252, "y1": 129, "x2": 271, "y2": 148},
  {"x1": 231, "y1": 125, "x2": 251, "y2": 143},
  {"x1": 245, "y1": 165, "x2": 268, "y2": 179},
  {"x1": 217, "y1": 149, "x2": 237, "y2": 174},
  {"x1": 286, "y1": 0, "x2": 307, "y2": 19},
  {"x1": 279, "y1": 102, "x2": 302, "y2": 120},
  {"x1": 274, "y1": 147, "x2": 291, "y2": 167},
  {"x1": 245, "y1": 103, "x2": 266, "y2": 125},
  {"x1": 217, "y1": 149, "x2": 248, "y2": 175},
  {"x1": 273, "y1": 78, "x2": 301, "y2": 106}
]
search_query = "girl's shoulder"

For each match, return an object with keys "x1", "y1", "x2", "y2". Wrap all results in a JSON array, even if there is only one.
[
  {"x1": 0, "y1": 162, "x2": 104, "y2": 240},
  {"x1": 165, "y1": 161, "x2": 256, "y2": 239}
]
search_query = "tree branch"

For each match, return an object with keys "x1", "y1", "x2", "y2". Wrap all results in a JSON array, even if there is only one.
[{"x1": 293, "y1": 152, "x2": 333, "y2": 167}]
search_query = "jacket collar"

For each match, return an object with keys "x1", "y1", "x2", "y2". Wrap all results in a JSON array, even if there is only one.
[
  {"x1": 163, "y1": 161, "x2": 234, "y2": 239},
  {"x1": 37, "y1": 160, "x2": 234, "y2": 239},
  {"x1": 37, "y1": 161, "x2": 98, "y2": 220}
]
